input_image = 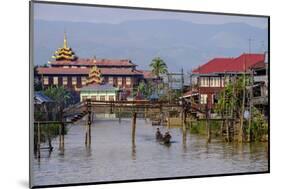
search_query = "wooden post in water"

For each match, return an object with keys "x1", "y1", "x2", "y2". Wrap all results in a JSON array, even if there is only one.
[
  {"x1": 59, "y1": 123, "x2": 62, "y2": 149},
  {"x1": 118, "y1": 107, "x2": 121, "y2": 123},
  {"x1": 206, "y1": 101, "x2": 211, "y2": 143},
  {"x1": 37, "y1": 122, "x2": 41, "y2": 158},
  {"x1": 61, "y1": 123, "x2": 65, "y2": 150},
  {"x1": 85, "y1": 100, "x2": 92, "y2": 146},
  {"x1": 132, "y1": 112, "x2": 137, "y2": 145},
  {"x1": 182, "y1": 109, "x2": 187, "y2": 144},
  {"x1": 144, "y1": 106, "x2": 147, "y2": 121}
]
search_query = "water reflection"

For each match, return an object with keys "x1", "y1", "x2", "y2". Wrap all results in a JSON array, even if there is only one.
[
  {"x1": 32, "y1": 118, "x2": 268, "y2": 186},
  {"x1": 131, "y1": 144, "x2": 136, "y2": 160}
]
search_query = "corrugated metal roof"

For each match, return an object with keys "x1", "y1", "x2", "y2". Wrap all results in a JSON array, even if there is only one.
[
  {"x1": 80, "y1": 83, "x2": 119, "y2": 92},
  {"x1": 34, "y1": 91, "x2": 54, "y2": 104},
  {"x1": 193, "y1": 53, "x2": 265, "y2": 74}
]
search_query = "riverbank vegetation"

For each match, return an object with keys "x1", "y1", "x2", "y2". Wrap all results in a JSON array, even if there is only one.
[{"x1": 214, "y1": 75, "x2": 268, "y2": 142}]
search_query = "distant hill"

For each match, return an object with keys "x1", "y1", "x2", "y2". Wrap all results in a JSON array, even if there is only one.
[{"x1": 34, "y1": 19, "x2": 268, "y2": 72}]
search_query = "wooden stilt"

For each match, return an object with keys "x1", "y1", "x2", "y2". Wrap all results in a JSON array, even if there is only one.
[
  {"x1": 85, "y1": 99, "x2": 92, "y2": 147},
  {"x1": 85, "y1": 126, "x2": 88, "y2": 145},
  {"x1": 226, "y1": 120, "x2": 229, "y2": 142},
  {"x1": 37, "y1": 122, "x2": 41, "y2": 158},
  {"x1": 206, "y1": 119, "x2": 211, "y2": 143},
  {"x1": 132, "y1": 112, "x2": 137, "y2": 145},
  {"x1": 206, "y1": 103, "x2": 211, "y2": 143},
  {"x1": 118, "y1": 107, "x2": 121, "y2": 123},
  {"x1": 61, "y1": 123, "x2": 65, "y2": 149},
  {"x1": 183, "y1": 110, "x2": 187, "y2": 145},
  {"x1": 88, "y1": 114, "x2": 91, "y2": 146}
]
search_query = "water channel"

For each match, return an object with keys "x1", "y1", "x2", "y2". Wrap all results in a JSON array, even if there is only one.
[{"x1": 32, "y1": 118, "x2": 268, "y2": 186}]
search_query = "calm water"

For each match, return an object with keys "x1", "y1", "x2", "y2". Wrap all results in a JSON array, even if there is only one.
[{"x1": 32, "y1": 118, "x2": 268, "y2": 186}]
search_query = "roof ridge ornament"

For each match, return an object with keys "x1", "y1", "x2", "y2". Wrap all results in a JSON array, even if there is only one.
[{"x1": 52, "y1": 32, "x2": 78, "y2": 61}]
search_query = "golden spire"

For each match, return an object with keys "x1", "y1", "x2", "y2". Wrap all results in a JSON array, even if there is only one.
[
  {"x1": 86, "y1": 65, "x2": 103, "y2": 85},
  {"x1": 63, "y1": 32, "x2": 68, "y2": 49},
  {"x1": 51, "y1": 32, "x2": 77, "y2": 61}
]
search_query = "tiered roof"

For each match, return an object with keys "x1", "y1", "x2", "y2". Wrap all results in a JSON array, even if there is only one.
[
  {"x1": 52, "y1": 33, "x2": 77, "y2": 61},
  {"x1": 192, "y1": 53, "x2": 265, "y2": 74},
  {"x1": 86, "y1": 65, "x2": 102, "y2": 85}
]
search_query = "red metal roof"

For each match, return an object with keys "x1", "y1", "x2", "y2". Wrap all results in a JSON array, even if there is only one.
[
  {"x1": 138, "y1": 70, "x2": 156, "y2": 79},
  {"x1": 37, "y1": 67, "x2": 143, "y2": 76},
  {"x1": 49, "y1": 58, "x2": 136, "y2": 67},
  {"x1": 193, "y1": 53, "x2": 265, "y2": 74},
  {"x1": 37, "y1": 67, "x2": 89, "y2": 75}
]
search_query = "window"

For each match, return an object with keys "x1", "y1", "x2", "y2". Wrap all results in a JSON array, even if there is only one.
[
  {"x1": 108, "y1": 77, "x2": 113, "y2": 84},
  {"x1": 63, "y1": 77, "x2": 68, "y2": 85},
  {"x1": 109, "y1": 95, "x2": 115, "y2": 101},
  {"x1": 200, "y1": 94, "x2": 208, "y2": 104},
  {"x1": 53, "y1": 76, "x2": 58, "y2": 85},
  {"x1": 117, "y1": 77, "x2": 122, "y2": 86},
  {"x1": 210, "y1": 77, "x2": 220, "y2": 87},
  {"x1": 91, "y1": 96, "x2": 96, "y2": 101},
  {"x1": 126, "y1": 77, "x2": 131, "y2": 85},
  {"x1": 210, "y1": 77, "x2": 214, "y2": 87},
  {"x1": 72, "y1": 77, "x2": 77, "y2": 85},
  {"x1": 43, "y1": 76, "x2": 49, "y2": 85},
  {"x1": 200, "y1": 77, "x2": 209, "y2": 87},
  {"x1": 215, "y1": 77, "x2": 220, "y2": 87},
  {"x1": 100, "y1": 95, "x2": 105, "y2": 101},
  {"x1": 81, "y1": 77, "x2": 87, "y2": 86}
]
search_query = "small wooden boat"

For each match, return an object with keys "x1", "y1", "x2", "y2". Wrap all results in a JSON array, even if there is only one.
[{"x1": 156, "y1": 131, "x2": 171, "y2": 144}]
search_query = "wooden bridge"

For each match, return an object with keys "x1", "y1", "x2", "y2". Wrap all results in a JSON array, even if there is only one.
[{"x1": 34, "y1": 99, "x2": 224, "y2": 158}]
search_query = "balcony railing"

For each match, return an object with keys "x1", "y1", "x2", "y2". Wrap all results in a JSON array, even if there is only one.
[{"x1": 254, "y1": 75, "x2": 267, "y2": 82}]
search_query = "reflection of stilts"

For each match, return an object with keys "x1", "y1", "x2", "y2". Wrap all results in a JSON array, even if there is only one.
[{"x1": 131, "y1": 143, "x2": 136, "y2": 160}]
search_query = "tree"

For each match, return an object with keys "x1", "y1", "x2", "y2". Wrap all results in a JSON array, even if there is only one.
[
  {"x1": 34, "y1": 66, "x2": 43, "y2": 91},
  {"x1": 149, "y1": 57, "x2": 168, "y2": 95},
  {"x1": 132, "y1": 81, "x2": 153, "y2": 99},
  {"x1": 149, "y1": 57, "x2": 168, "y2": 79},
  {"x1": 37, "y1": 86, "x2": 71, "y2": 150},
  {"x1": 43, "y1": 86, "x2": 71, "y2": 108},
  {"x1": 215, "y1": 75, "x2": 267, "y2": 142}
]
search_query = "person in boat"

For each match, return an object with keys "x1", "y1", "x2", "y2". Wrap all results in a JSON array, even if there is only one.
[
  {"x1": 163, "y1": 131, "x2": 172, "y2": 144},
  {"x1": 156, "y1": 128, "x2": 163, "y2": 140}
]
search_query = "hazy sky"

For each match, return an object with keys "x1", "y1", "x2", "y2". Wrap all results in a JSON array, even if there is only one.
[
  {"x1": 33, "y1": 2, "x2": 268, "y2": 71},
  {"x1": 34, "y1": 3, "x2": 268, "y2": 28}
]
